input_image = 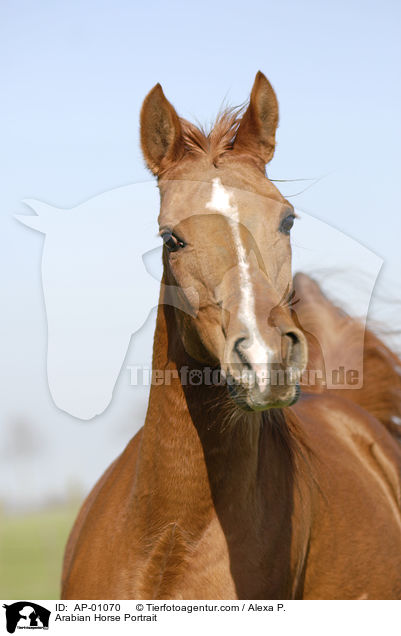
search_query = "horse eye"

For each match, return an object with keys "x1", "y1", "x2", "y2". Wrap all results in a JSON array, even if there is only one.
[
  {"x1": 280, "y1": 214, "x2": 295, "y2": 235},
  {"x1": 161, "y1": 231, "x2": 185, "y2": 252}
]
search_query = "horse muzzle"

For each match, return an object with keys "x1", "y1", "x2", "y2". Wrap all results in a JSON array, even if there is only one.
[{"x1": 223, "y1": 327, "x2": 307, "y2": 410}]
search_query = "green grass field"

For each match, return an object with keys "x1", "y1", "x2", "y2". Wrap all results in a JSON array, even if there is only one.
[{"x1": 0, "y1": 503, "x2": 80, "y2": 599}]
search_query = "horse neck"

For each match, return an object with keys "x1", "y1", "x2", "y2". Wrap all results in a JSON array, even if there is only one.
[{"x1": 135, "y1": 290, "x2": 295, "y2": 533}]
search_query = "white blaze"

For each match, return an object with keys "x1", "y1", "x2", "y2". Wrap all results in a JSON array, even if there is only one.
[{"x1": 206, "y1": 178, "x2": 270, "y2": 379}]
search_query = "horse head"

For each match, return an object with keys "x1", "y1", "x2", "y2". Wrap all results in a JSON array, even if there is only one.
[{"x1": 140, "y1": 71, "x2": 308, "y2": 410}]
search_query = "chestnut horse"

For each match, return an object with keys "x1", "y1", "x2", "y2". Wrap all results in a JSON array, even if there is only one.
[{"x1": 62, "y1": 72, "x2": 401, "y2": 599}]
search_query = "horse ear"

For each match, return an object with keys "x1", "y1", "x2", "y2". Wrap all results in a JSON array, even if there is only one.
[
  {"x1": 234, "y1": 71, "x2": 279, "y2": 168},
  {"x1": 15, "y1": 199, "x2": 58, "y2": 233},
  {"x1": 140, "y1": 83, "x2": 184, "y2": 175}
]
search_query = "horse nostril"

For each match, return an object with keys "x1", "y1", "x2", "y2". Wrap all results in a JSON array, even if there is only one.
[
  {"x1": 233, "y1": 337, "x2": 252, "y2": 369},
  {"x1": 282, "y1": 330, "x2": 304, "y2": 368},
  {"x1": 286, "y1": 331, "x2": 300, "y2": 345}
]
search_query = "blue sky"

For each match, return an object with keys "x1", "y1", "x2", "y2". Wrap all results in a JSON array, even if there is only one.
[{"x1": 1, "y1": 0, "x2": 400, "y2": 507}]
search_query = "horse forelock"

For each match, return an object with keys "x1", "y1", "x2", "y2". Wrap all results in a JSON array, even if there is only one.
[{"x1": 178, "y1": 107, "x2": 244, "y2": 167}]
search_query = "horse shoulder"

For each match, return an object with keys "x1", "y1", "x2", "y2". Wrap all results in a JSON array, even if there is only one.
[
  {"x1": 294, "y1": 394, "x2": 401, "y2": 598},
  {"x1": 61, "y1": 427, "x2": 143, "y2": 598},
  {"x1": 295, "y1": 393, "x2": 401, "y2": 498}
]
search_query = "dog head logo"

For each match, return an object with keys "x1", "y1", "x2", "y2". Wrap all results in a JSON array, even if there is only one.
[{"x1": 2, "y1": 602, "x2": 51, "y2": 633}]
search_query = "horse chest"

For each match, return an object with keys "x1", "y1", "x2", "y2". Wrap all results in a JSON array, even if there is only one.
[{"x1": 132, "y1": 518, "x2": 238, "y2": 599}]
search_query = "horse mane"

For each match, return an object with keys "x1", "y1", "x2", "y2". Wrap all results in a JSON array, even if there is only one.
[
  {"x1": 343, "y1": 325, "x2": 401, "y2": 438},
  {"x1": 293, "y1": 274, "x2": 401, "y2": 440},
  {"x1": 180, "y1": 107, "x2": 243, "y2": 166}
]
